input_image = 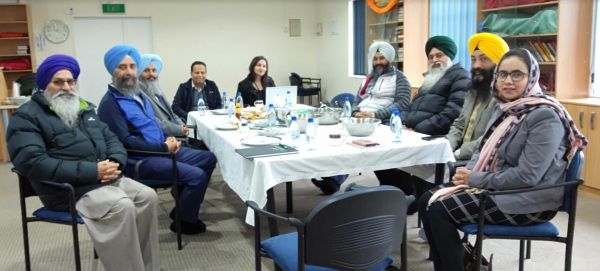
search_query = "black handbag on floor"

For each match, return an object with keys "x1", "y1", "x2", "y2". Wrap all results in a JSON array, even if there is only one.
[{"x1": 463, "y1": 241, "x2": 493, "y2": 271}]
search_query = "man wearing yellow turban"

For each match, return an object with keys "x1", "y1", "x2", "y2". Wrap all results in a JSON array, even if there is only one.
[{"x1": 447, "y1": 33, "x2": 509, "y2": 160}]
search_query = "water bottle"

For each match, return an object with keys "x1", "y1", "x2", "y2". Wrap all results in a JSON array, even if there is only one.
[
  {"x1": 286, "y1": 91, "x2": 293, "y2": 107},
  {"x1": 228, "y1": 98, "x2": 235, "y2": 118},
  {"x1": 268, "y1": 104, "x2": 276, "y2": 126},
  {"x1": 290, "y1": 116, "x2": 300, "y2": 149},
  {"x1": 222, "y1": 92, "x2": 227, "y2": 109},
  {"x1": 235, "y1": 92, "x2": 243, "y2": 119},
  {"x1": 392, "y1": 111, "x2": 402, "y2": 143},
  {"x1": 390, "y1": 108, "x2": 398, "y2": 131},
  {"x1": 305, "y1": 118, "x2": 316, "y2": 151},
  {"x1": 342, "y1": 97, "x2": 352, "y2": 118},
  {"x1": 197, "y1": 95, "x2": 206, "y2": 116}
]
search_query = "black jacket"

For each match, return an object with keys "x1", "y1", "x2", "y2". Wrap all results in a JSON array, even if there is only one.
[
  {"x1": 172, "y1": 79, "x2": 221, "y2": 121},
  {"x1": 237, "y1": 76, "x2": 275, "y2": 106},
  {"x1": 7, "y1": 92, "x2": 127, "y2": 211},
  {"x1": 401, "y1": 63, "x2": 470, "y2": 136}
]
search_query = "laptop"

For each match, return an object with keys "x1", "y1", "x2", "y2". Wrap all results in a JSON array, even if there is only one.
[
  {"x1": 265, "y1": 86, "x2": 298, "y2": 108},
  {"x1": 235, "y1": 144, "x2": 298, "y2": 159}
]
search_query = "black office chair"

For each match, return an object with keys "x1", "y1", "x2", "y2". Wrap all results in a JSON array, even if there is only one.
[
  {"x1": 15, "y1": 169, "x2": 97, "y2": 271},
  {"x1": 456, "y1": 151, "x2": 585, "y2": 271},
  {"x1": 126, "y1": 150, "x2": 183, "y2": 250},
  {"x1": 247, "y1": 185, "x2": 408, "y2": 271},
  {"x1": 289, "y1": 72, "x2": 322, "y2": 105}
]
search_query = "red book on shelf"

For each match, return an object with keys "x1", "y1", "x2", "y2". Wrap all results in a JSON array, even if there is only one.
[
  {"x1": 0, "y1": 33, "x2": 26, "y2": 38},
  {"x1": 533, "y1": 41, "x2": 550, "y2": 62},
  {"x1": 549, "y1": 70, "x2": 555, "y2": 93},
  {"x1": 527, "y1": 40, "x2": 544, "y2": 62},
  {"x1": 542, "y1": 42, "x2": 556, "y2": 61},
  {"x1": 538, "y1": 41, "x2": 554, "y2": 61}
]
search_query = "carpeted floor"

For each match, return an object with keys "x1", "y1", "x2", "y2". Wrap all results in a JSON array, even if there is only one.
[{"x1": 1, "y1": 161, "x2": 599, "y2": 270}]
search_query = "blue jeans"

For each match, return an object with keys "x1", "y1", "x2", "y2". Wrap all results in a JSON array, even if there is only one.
[{"x1": 137, "y1": 147, "x2": 217, "y2": 223}]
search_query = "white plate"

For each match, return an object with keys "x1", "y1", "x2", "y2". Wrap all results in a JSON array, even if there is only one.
[
  {"x1": 211, "y1": 109, "x2": 229, "y2": 115},
  {"x1": 215, "y1": 123, "x2": 238, "y2": 130},
  {"x1": 241, "y1": 136, "x2": 281, "y2": 146}
]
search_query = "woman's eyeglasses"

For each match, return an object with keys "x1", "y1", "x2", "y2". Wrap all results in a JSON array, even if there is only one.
[
  {"x1": 51, "y1": 79, "x2": 77, "y2": 87},
  {"x1": 495, "y1": 71, "x2": 527, "y2": 82}
]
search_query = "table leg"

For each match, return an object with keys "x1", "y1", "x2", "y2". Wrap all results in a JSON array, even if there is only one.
[
  {"x1": 286, "y1": 182, "x2": 293, "y2": 214},
  {"x1": 266, "y1": 188, "x2": 279, "y2": 237}
]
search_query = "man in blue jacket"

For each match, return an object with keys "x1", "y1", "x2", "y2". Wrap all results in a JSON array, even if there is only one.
[
  {"x1": 172, "y1": 61, "x2": 221, "y2": 122},
  {"x1": 98, "y1": 44, "x2": 217, "y2": 235}
]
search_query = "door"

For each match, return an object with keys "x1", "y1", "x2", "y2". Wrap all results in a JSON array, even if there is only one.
[
  {"x1": 73, "y1": 17, "x2": 153, "y2": 106},
  {"x1": 564, "y1": 103, "x2": 590, "y2": 185}
]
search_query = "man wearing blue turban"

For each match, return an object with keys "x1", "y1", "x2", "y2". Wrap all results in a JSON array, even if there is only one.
[
  {"x1": 97, "y1": 45, "x2": 217, "y2": 235},
  {"x1": 8, "y1": 54, "x2": 161, "y2": 271}
]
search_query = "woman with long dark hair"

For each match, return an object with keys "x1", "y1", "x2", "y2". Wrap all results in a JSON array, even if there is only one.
[
  {"x1": 237, "y1": 56, "x2": 275, "y2": 106},
  {"x1": 418, "y1": 48, "x2": 588, "y2": 270}
]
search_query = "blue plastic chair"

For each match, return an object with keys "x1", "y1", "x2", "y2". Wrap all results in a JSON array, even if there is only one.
[
  {"x1": 246, "y1": 186, "x2": 408, "y2": 271},
  {"x1": 331, "y1": 93, "x2": 356, "y2": 108},
  {"x1": 15, "y1": 169, "x2": 96, "y2": 271},
  {"x1": 457, "y1": 151, "x2": 584, "y2": 271}
]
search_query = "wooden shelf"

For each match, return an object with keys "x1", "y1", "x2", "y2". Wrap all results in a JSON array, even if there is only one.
[
  {"x1": 370, "y1": 20, "x2": 404, "y2": 27},
  {"x1": 481, "y1": 1, "x2": 558, "y2": 13},
  {"x1": 392, "y1": 60, "x2": 403, "y2": 63},
  {"x1": 370, "y1": 41, "x2": 403, "y2": 45},
  {"x1": 2, "y1": 69, "x2": 32, "y2": 73},
  {"x1": 0, "y1": 37, "x2": 28, "y2": 40},
  {"x1": 539, "y1": 62, "x2": 557, "y2": 65},
  {"x1": 0, "y1": 54, "x2": 30, "y2": 57},
  {"x1": 502, "y1": 33, "x2": 558, "y2": 39},
  {"x1": 0, "y1": 21, "x2": 27, "y2": 24}
]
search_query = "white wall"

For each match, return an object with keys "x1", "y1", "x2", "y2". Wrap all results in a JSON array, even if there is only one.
[
  {"x1": 28, "y1": 0, "x2": 320, "y2": 102},
  {"x1": 315, "y1": 0, "x2": 364, "y2": 101}
]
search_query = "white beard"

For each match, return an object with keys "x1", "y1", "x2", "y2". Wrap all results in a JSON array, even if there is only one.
[
  {"x1": 43, "y1": 89, "x2": 81, "y2": 128},
  {"x1": 420, "y1": 58, "x2": 453, "y2": 94},
  {"x1": 140, "y1": 78, "x2": 163, "y2": 97}
]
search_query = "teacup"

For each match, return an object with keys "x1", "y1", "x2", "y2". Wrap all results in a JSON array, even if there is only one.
[{"x1": 329, "y1": 133, "x2": 346, "y2": 146}]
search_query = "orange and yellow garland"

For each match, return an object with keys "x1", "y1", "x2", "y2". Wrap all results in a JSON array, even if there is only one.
[{"x1": 367, "y1": 0, "x2": 397, "y2": 14}]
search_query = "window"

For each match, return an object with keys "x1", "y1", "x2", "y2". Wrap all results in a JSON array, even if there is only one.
[
  {"x1": 592, "y1": 0, "x2": 600, "y2": 96},
  {"x1": 349, "y1": 0, "x2": 366, "y2": 77}
]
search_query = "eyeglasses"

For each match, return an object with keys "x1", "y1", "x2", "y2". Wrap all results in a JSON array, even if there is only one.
[
  {"x1": 495, "y1": 71, "x2": 528, "y2": 82},
  {"x1": 51, "y1": 79, "x2": 77, "y2": 87},
  {"x1": 428, "y1": 53, "x2": 446, "y2": 61}
]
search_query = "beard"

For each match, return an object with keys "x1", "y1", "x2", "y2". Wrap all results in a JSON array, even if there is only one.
[
  {"x1": 139, "y1": 77, "x2": 163, "y2": 97},
  {"x1": 420, "y1": 58, "x2": 453, "y2": 94},
  {"x1": 43, "y1": 89, "x2": 81, "y2": 128},
  {"x1": 471, "y1": 66, "x2": 495, "y2": 101},
  {"x1": 370, "y1": 62, "x2": 392, "y2": 80},
  {"x1": 112, "y1": 74, "x2": 140, "y2": 97}
]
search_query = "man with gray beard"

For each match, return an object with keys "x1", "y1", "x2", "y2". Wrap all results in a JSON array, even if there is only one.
[
  {"x1": 138, "y1": 54, "x2": 188, "y2": 137},
  {"x1": 7, "y1": 54, "x2": 161, "y2": 271},
  {"x1": 401, "y1": 35, "x2": 470, "y2": 136}
]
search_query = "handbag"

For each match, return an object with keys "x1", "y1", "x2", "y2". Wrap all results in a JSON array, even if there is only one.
[{"x1": 463, "y1": 241, "x2": 493, "y2": 271}]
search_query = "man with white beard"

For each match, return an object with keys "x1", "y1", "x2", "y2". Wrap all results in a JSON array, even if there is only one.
[
  {"x1": 376, "y1": 36, "x2": 470, "y2": 214},
  {"x1": 138, "y1": 54, "x2": 188, "y2": 137},
  {"x1": 401, "y1": 35, "x2": 470, "y2": 135},
  {"x1": 7, "y1": 54, "x2": 161, "y2": 271}
]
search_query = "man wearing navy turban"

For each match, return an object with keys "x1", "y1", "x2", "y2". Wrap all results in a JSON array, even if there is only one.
[
  {"x1": 7, "y1": 54, "x2": 161, "y2": 271},
  {"x1": 97, "y1": 45, "x2": 217, "y2": 235}
]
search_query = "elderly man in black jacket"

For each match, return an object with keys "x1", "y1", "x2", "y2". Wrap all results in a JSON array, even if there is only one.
[
  {"x1": 7, "y1": 55, "x2": 160, "y2": 271},
  {"x1": 376, "y1": 36, "x2": 470, "y2": 214}
]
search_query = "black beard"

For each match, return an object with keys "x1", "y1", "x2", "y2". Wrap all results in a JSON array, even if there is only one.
[{"x1": 471, "y1": 67, "x2": 495, "y2": 100}]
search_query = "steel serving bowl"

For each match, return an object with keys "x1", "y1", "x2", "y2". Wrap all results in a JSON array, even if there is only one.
[{"x1": 344, "y1": 117, "x2": 381, "y2": 137}]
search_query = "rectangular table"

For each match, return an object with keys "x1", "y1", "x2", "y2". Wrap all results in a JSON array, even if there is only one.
[{"x1": 187, "y1": 111, "x2": 455, "y2": 226}]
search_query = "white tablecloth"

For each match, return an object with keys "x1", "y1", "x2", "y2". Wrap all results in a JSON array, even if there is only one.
[{"x1": 187, "y1": 111, "x2": 455, "y2": 224}]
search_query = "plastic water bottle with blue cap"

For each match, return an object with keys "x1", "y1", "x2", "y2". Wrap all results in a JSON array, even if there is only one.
[
  {"x1": 286, "y1": 91, "x2": 293, "y2": 108},
  {"x1": 305, "y1": 118, "x2": 316, "y2": 151},
  {"x1": 268, "y1": 104, "x2": 276, "y2": 126},
  {"x1": 390, "y1": 108, "x2": 399, "y2": 131},
  {"x1": 197, "y1": 95, "x2": 206, "y2": 116},
  {"x1": 289, "y1": 116, "x2": 300, "y2": 148},
  {"x1": 228, "y1": 98, "x2": 235, "y2": 118},
  {"x1": 342, "y1": 97, "x2": 352, "y2": 118},
  {"x1": 222, "y1": 92, "x2": 227, "y2": 109},
  {"x1": 391, "y1": 110, "x2": 402, "y2": 143}
]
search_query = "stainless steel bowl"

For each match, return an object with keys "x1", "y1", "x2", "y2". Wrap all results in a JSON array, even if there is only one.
[
  {"x1": 317, "y1": 107, "x2": 343, "y2": 125},
  {"x1": 285, "y1": 113, "x2": 320, "y2": 133},
  {"x1": 344, "y1": 118, "x2": 381, "y2": 137}
]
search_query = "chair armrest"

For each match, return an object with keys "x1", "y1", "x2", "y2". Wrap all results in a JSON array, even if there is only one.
[
  {"x1": 185, "y1": 125, "x2": 197, "y2": 129},
  {"x1": 487, "y1": 179, "x2": 584, "y2": 196},
  {"x1": 126, "y1": 149, "x2": 175, "y2": 158},
  {"x1": 246, "y1": 200, "x2": 290, "y2": 223},
  {"x1": 38, "y1": 180, "x2": 75, "y2": 195},
  {"x1": 447, "y1": 160, "x2": 469, "y2": 182}
]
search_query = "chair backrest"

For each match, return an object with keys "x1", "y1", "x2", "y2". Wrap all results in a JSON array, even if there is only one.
[
  {"x1": 331, "y1": 93, "x2": 356, "y2": 107},
  {"x1": 13, "y1": 169, "x2": 37, "y2": 198},
  {"x1": 304, "y1": 186, "x2": 406, "y2": 271},
  {"x1": 290, "y1": 73, "x2": 302, "y2": 87},
  {"x1": 560, "y1": 151, "x2": 584, "y2": 213}
]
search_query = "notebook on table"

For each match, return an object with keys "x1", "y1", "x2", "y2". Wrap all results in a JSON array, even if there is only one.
[{"x1": 235, "y1": 144, "x2": 298, "y2": 159}]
